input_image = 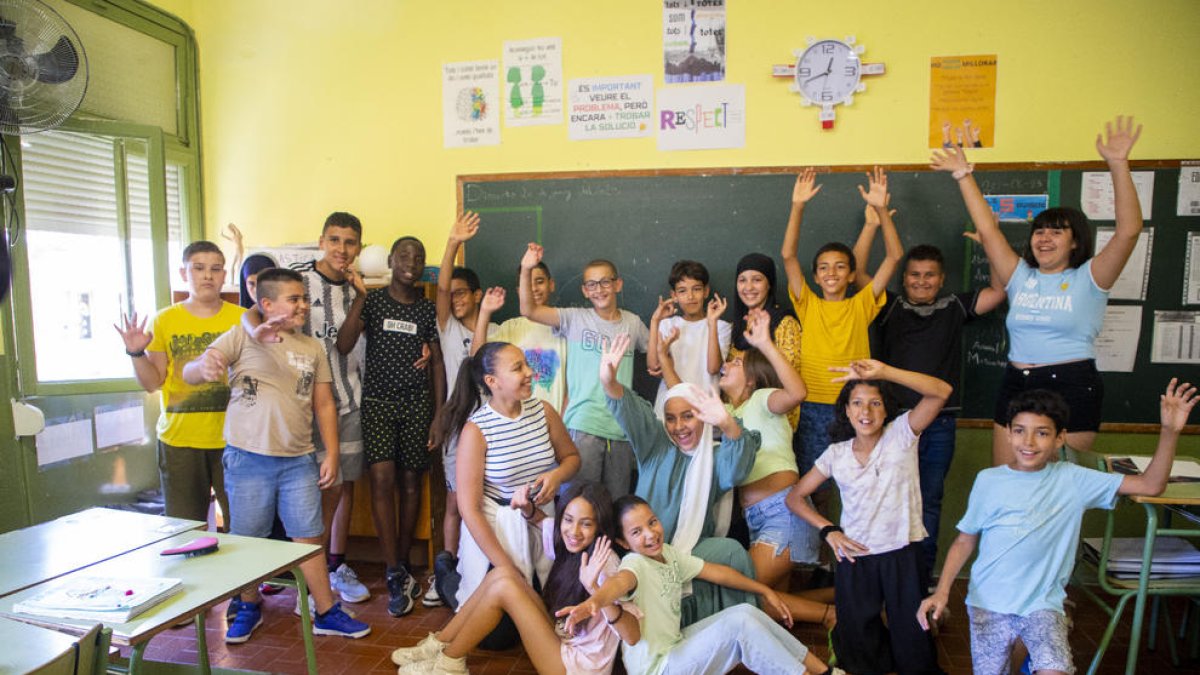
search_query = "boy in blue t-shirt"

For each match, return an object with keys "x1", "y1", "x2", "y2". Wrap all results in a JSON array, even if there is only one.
[{"x1": 918, "y1": 379, "x2": 1197, "y2": 674}]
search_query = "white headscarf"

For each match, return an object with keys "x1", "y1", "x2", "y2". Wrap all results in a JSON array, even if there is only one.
[{"x1": 662, "y1": 383, "x2": 734, "y2": 556}]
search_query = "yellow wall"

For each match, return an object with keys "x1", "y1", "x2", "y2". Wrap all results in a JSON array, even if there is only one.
[{"x1": 152, "y1": 0, "x2": 1200, "y2": 254}]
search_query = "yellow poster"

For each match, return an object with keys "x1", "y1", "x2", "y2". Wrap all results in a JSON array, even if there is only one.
[{"x1": 929, "y1": 54, "x2": 997, "y2": 149}]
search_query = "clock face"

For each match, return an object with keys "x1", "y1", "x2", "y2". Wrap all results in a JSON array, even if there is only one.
[{"x1": 795, "y1": 39, "x2": 861, "y2": 105}]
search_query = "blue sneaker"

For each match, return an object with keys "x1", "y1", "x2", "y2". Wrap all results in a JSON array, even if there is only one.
[
  {"x1": 313, "y1": 602, "x2": 371, "y2": 639},
  {"x1": 225, "y1": 601, "x2": 263, "y2": 644}
]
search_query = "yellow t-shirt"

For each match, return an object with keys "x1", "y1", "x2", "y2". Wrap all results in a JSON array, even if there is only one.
[
  {"x1": 789, "y1": 283, "x2": 884, "y2": 404},
  {"x1": 147, "y1": 302, "x2": 246, "y2": 448}
]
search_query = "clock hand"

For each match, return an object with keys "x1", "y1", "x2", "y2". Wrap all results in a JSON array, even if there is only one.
[
  {"x1": 824, "y1": 58, "x2": 833, "y2": 75},
  {"x1": 804, "y1": 72, "x2": 828, "y2": 85}
]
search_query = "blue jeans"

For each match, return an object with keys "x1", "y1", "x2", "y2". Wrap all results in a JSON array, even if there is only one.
[
  {"x1": 223, "y1": 446, "x2": 324, "y2": 539},
  {"x1": 796, "y1": 402, "x2": 836, "y2": 492},
  {"x1": 918, "y1": 412, "x2": 957, "y2": 586}
]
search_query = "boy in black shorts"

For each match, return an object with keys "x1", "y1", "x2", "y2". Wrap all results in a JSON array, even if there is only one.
[{"x1": 338, "y1": 235, "x2": 446, "y2": 617}]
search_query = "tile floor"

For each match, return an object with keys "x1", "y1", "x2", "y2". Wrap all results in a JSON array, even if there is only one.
[{"x1": 124, "y1": 561, "x2": 1200, "y2": 674}]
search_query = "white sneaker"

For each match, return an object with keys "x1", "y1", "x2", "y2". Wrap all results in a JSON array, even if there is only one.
[
  {"x1": 397, "y1": 651, "x2": 467, "y2": 674},
  {"x1": 329, "y1": 563, "x2": 370, "y2": 603},
  {"x1": 422, "y1": 575, "x2": 443, "y2": 607},
  {"x1": 392, "y1": 632, "x2": 446, "y2": 667}
]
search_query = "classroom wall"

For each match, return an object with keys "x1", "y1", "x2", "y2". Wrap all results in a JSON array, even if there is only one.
[{"x1": 147, "y1": 0, "x2": 1200, "y2": 254}]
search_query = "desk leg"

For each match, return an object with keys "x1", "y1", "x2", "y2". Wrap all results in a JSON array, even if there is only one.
[
  {"x1": 1126, "y1": 503, "x2": 1158, "y2": 675},
  {"x1": 129, "y1": 643, "x2": 146, "y2": 675},
  {"x1": 295, "y1": 566, "x2": 318, "y2": 675},
  {"x1": 194, "y1": 611, "x2": 211, "y2": 674}
]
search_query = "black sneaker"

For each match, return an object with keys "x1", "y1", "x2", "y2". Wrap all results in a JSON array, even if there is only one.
[
  {"x1": 386, "y1": 566, "x2": 417, "y2": 617},
  {"x1": 434, "y1": 551, "x2": 460, "y2": 611}
]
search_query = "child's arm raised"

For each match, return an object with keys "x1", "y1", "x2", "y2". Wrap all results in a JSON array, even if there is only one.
[
  {"x1": 780, "y1": 168, "x2": 822, "y2": 300},
  {"x1": 656, "y1": 328, "x2": 683, "y2": 388},
  {"x1": 964, "y1": 217, "x2": 1009, "y2": 316},
  {"x1": 917, "y1": 531, "x2": 978, "y2": 630},
  {"x1": 831, "y1": 359, "x2": 952, "y2": 435},
  {"x1": 1091, "y1": 116, "x2": 1145, "y2": 290},
  {"x1": 850, "y1": 202, "x2": 883, "y2": 291},
  {"x1": 645, "y1": 296, "x2": 675, "y2": 377},
  {"x1": 557, "y1": 569, "x2": 639, "y2": 634},
  {"x1": 471, "y1": 287, "x2": 505, "y2": 356},
  {"x1": 576, "y1": 538, "x2": 642, "y2": 645},
  {"x1": 599, "y1": 333, "x2": 631, "y2": 400},
  {"x1": 114, "y1": 312, "x2": 168, "y2": 392},
  {"x1": 437, "y1": 211, "x2": 480, "y2": 332},
  {"x1": 695, "y1": 562, "x2": 793, "y2": 628},
  {"x1": 312, "y1": 381, "x2": 340, "y2": 490},
  {"x1": 518, "y1": 244, "x2": 561, "y2": 328},
  {"x1": 857, "y1": 167, "x2": 903, "y2": 298},
  {"x1": 786, "y1": 470, "x2": 870, "y2": 562},
  {"x1": 705, "y1": 294, "x2": 727, "y2": 375},
  {"x1": 742, "y1": 308, "x2": 806, "y2": 414},
  {"x1": 1119, "y1": 378, "x2": 1198, "y2": 497},
  {"x1": 931, "y1": 143, "x2": 1020, "y2": 286}
]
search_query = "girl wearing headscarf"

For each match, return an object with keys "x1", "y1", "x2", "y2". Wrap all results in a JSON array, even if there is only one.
[{"x1": 728, "y1": 253, "x2": 802, "y2": 429}]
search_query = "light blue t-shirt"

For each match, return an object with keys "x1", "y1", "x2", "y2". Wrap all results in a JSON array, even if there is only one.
[
  {"x1": 1005, "y1": 259, "x2": 1108, "y2": 363},
  {"x1": 958, "y1": 461, "x2": 1122, "y2": 616},
  {"x1": 555, "y1": 307, "x2": 649, "y2": 440}
]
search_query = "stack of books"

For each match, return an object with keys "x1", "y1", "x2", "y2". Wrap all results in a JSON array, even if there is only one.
[
  {"x1": 13, "y1": 576, "x2": 183, "y2": 623},
  {"x1": 1082, "y1": 537, "x2": 1200, "y2": 579}
]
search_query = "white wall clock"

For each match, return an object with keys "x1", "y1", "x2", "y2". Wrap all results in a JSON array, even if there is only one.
[{"x1": 773, "y1": 36, "x2": 885, "y2": 129}]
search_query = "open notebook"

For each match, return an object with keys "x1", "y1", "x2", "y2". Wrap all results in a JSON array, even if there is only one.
[{"x1": 13, "y1": 576, "x2": 182, "y2": 623}]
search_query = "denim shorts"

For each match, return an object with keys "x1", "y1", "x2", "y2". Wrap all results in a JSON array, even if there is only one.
[
  {"x1": 313, "y1": 410, "x2": 365, "y2": 486},
  {"x1": 744, "y1": 486, "x2": 818, "y2": 564},
  {"x1": 223, "y1": 446, "x2": 324, "y2": 539}
]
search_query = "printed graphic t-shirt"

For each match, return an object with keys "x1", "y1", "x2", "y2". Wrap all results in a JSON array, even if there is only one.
[{"x1": 555, "y1": 307, "x2": 649, "y2": 440}]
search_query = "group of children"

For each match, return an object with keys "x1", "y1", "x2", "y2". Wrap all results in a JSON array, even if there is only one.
[{"x1": 116, "y1": 115, "x2": 1200, "y2": 675}]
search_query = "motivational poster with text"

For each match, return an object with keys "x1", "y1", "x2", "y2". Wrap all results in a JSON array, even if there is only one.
[
  {"x1": 656, "y1": 84, "x2": 745, "y2": 151},
  {"x1": 929, "y1": 54, "x2": 997, "y2": 149},
  {"x1": 568, "y1": 76, "x2": 654, "y2": 141}
]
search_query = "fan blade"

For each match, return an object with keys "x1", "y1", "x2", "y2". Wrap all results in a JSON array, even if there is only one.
[{"x1": 33, "y1": 35, "x2": 77, "y2": 84}]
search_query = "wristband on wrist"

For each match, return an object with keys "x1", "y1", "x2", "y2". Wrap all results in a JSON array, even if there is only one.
[
  {"x1": 951, "y1": 164, "x2": 975, "y2": 180},
  {"x1": 605, "y1": 604, "x2": 624, "y2": 625},
  {"x1": 819, "y1": 525, "x2": 844, "y2": 542},
  {"x1": 126, "y1": 349, "x2": 146, "y2": 358}
]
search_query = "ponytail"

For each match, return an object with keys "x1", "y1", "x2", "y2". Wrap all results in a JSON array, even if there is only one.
[{"x1": 437, "y1": 341, "x2": 511, "y2": 443}]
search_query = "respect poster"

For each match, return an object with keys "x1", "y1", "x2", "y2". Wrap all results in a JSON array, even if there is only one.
[
  {"x1": 929, "y1": 54, "x2": 997, "y2": 149},
  {"x1": 657, "y1": 84, "x2": 745, "y2": 151}
]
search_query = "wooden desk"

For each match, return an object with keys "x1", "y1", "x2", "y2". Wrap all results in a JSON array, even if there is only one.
[
  {"x1": 0, "y1": 508, "x2": 205, "y2": 598},
  {"x1": 0, "y1": 615, "x2": 93, "y2": 674},
  {"x1": 1, "y1": 531, "x2": 323, "y2": 675}
]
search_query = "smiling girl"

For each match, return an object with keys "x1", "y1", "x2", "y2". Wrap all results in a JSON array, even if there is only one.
[
  {"x1": 392, "y1": 482, "x2": 639, "y2": 674},
  {"x1": 787, "y1": 359, "x2": 951, "y2": 675}
]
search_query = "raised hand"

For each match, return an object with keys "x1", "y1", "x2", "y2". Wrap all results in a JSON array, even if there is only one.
[
  {"x1": 650, "y1": 296, "x2": 677, "y2": 323},
  {"x1": 830, "y1": 358, "x2": 887, "y2": 383},
  {"x1": 520, "y1": 243, "x2": 544, "y2": 271},
  {"x1": 1095, "y1": 115, "x2": 1142, "y2": 163},
  {"x1": 599, "y1": 333, "x2": 631, "y2": 387},
  {"x1": 963, "y1": 211, "x2": 1000, "y2": 244},
  {"x1": 706, "y1": 293, "x2": 727, "y2": 322},
  {"x1": 791, "y1": 167, "x2": 823, "y2": 206},
  {"x1": 450, "y1": 211, "x2": 481, "y2": 243},
  {"x1": 249, "y1": 314, "x2": 289, "y2": 344},
  {"x1": 688, "y1": 385, "x2": 733, "y2": 427},
  {"x1": 481, "y1": 286, "x2": 506, "y2": 314},
  {"x1": 863, "y1": 194, "x2": 895, "y2": 227},
  {"x1": 113, "y1": 312, "x2": 153, "y2": 354},
  {"x1": 930, "y1": 143, "x2": 971, "y2": 174},
  {"x1": 742, "y1": 308, "x2": 772, "y2": 349},
  {"x1": 1161, "y1": 378, "x2": 1199, "y2": 433},
  {"x1": 655, "y1": 327, "x2": 680, "y2": 375},
  {"x1": 857, "y1": 166, "x2": 889, "y2": 209},
  {"x1": 195, "y1": 350, "x2": 228, "y2": 383},
  {"x1": 578, "y1": 535, "x2": 612, "y2": 593},
  {"x1": 345, "y1": 268, "x2": 367, "y2": 295}
]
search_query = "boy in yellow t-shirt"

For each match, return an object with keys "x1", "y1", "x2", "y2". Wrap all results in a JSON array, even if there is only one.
[
  {"x1": 115, "y1": 241, "x2": 245, "y2": 524},
  {"x1": 780, "y1": 167, "x2": 902, "y2": 562}
]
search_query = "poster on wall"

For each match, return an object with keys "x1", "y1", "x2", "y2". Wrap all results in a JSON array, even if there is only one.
[
  {"x1": 663, "y1": 0, "x2": 725, "y2": 83},
  {"x1": 656, "y1": 84, "x2": 745, "y2": 151},
  {"x1": 568, "y1": 76, "x2": 654, "y2": 141},
  {"x1": 503, "y1": 37, "x2": 563, "y2": 126},
  {"x1": 1081, "y1": 170, "x2": 1154, "y2": 220},
  {"x1": 1177, "y1": 163, "x2": 1200, "y2": 216},
  {"x1": 929, "y1": 54, "x2": 997, "y2": 149},
  {"x1": 443, "y1": 60, "x2": 501, "y2": 148}
]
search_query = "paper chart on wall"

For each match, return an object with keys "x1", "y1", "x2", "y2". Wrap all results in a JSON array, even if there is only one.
[
  {"x1": 1177, "y1": 164, "x2": 1200, "y2": 216},
  {"x1": 443, "y1": 60, "x2": 500, "y2": 148},
  {"x1": 1094, "y1": 305, "x2": 1142, "y2": 372},
  {"x1": 94, "y1": 403, "x2": 145, "y2": 449},
  {"x1": 1151, "y1": 311, "x2": 1200, "y2": 364},
  {"x1": 1094, "y1": 227, "x2": 1153, "y2": 301},
  {"x1": 1186, "y1": 232, "x2": 1200, "y2": 305},
  {"x1": 1081, "y1": 171, "x2": 1154, "y2": 220},
  {"x1": 36, "y1": 417, "x2": 94, "y2": 467},
  {"x1": 503, "y1": 38, "x2": 563, "y2": 127}
]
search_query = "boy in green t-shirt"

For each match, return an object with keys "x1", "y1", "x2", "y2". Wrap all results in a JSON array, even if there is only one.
[{"x1": 115, "y1": 241, "x2": 245, "y2": 525}]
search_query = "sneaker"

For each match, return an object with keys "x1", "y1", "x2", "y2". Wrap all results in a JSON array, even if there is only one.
[
  {"x1": 329, "y1": 563, "x2": 370, "y2": 603},
  {"x1": 391, "y1": 632, "x2": 446, "y2": 666},
  {"x1": 225, "y1": 601, "x2": 263, "y2": 644},
  {"x1": 224, "y1": 599, "x2": 239, "y2": 621},
  {"x1": 433, "y1": 551, "x2": 460, "y2": 610},
  {"x1": 422, "y1": 575, "x2": 443, "y2": 607},
  {"x1": 260, "y1": 582, "x2": 285, "y2": 596},
  {"x1": 387, "y1": 567, "x2": 417, "y2": 617},
  {"x1": 397, "y1": 652, "x2": 467, "y2": 675},
  {"x1": 312, "y1": 602, "x2": 371, "y2": 639},
  {"x1": 294, "y1": 594, "x2": 357, "y2": 619}
]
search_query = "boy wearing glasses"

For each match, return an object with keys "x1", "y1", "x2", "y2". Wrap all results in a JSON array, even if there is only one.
[{"x1": 518, "y1": 243, "x2": 649, "y2": 499}]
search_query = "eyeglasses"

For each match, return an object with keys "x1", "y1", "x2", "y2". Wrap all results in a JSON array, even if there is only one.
[
  {"x1": 582, "y1": 277, "x2": 617, "y2": 292},
  {"x1": 450, "y1": 289, "x2": 473, "y2": 299}
]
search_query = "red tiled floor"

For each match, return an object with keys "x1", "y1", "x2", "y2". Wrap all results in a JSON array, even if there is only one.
[{"x1": 115, "y1": 559, "x2": 1200, "y2": 674}]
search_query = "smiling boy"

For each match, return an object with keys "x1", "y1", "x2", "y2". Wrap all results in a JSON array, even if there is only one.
[
  {"x1": 918, "y1": 380, "x2": 1198, "y2": 675},
  {"x1": 646, "y1": 260, "x2": 731, "y2": 415}
]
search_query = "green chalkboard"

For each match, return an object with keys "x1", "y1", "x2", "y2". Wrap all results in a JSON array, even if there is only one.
[{"x1": 460, "y1": 164, "x2": 1195, "y2": 426}]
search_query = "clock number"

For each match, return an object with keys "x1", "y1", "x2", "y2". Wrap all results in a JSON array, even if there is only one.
[
  {"x1": 844, "y1": 66, "x2": 858, "y2": 77},
  {"x1": 798, "y1": 67, "x2": 811, "y2": 76},
  {"x1": 820, "y1": 91, "x2": 833, "y2": 102},
  {"x1": 822, "y1": 43, "x2": 835, "y2": 54}
]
